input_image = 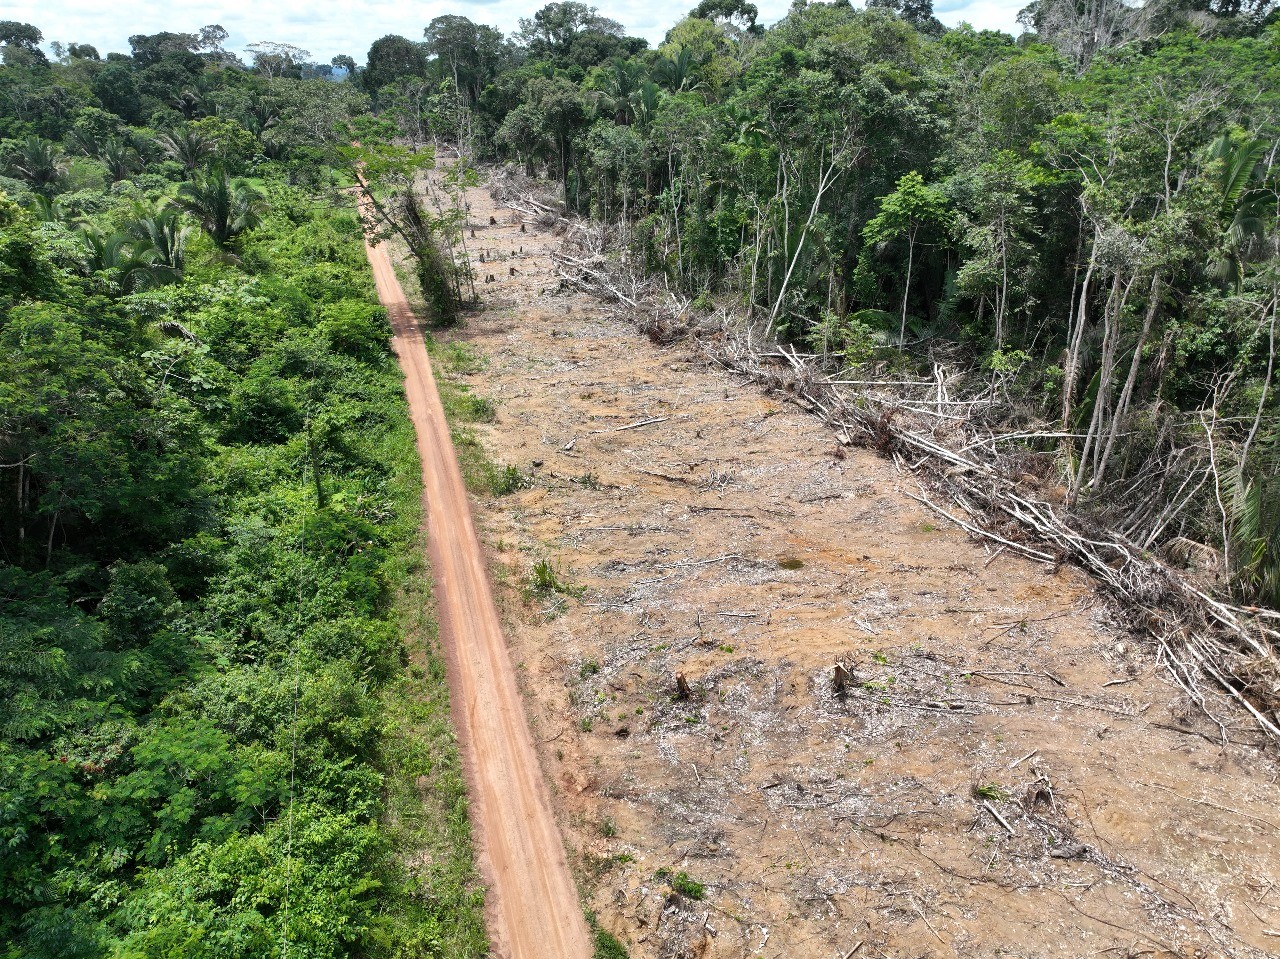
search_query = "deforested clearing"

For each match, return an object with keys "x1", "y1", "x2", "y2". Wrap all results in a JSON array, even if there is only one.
[{"x1": 420, "y1": 176, "x2": 1280, "y2": 959}]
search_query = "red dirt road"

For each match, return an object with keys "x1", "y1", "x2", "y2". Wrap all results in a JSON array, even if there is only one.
[{"x1": 363, "y1": 235, "x2": 593, "y2": 959}]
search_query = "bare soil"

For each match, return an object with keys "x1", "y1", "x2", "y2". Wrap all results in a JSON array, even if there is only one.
[
  {"x1": 364, "y1": 224, "x2": 593, "y2": 959},
  {"x1": 426, "y1": 177, "x2": 1280, "y2": 959}
]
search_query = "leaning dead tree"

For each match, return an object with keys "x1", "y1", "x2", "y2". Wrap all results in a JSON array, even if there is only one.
[{"x1": 492, "y1": 171, "x2": 1280, "y2": 746}]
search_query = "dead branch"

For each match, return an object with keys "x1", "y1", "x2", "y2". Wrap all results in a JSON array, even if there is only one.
[{"x1": 498, "y1": 172, "x2": 1280, "y2": 746}]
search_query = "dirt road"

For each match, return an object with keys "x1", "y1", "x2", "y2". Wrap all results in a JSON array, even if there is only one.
[{"x1": 363, "y1": 233, "x2": 593, "y2": 959}]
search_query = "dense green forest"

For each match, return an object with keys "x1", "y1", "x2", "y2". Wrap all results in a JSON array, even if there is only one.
[
  {"x1": 2, "y1": 0, "x2": 1279, "y2": 954},
  {"x1": 0, "y1": 21, "x2": 485, "y2": 959}
]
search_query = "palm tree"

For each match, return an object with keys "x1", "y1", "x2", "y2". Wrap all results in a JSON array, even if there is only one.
[
  {"x1": 154, "y1": 127, "x2": 216, "y2": 174},
  {"x1": 652, "y1": 48, "x2": 699, "y2": 92},
  {"x1": 595, "y1": 58, "x2": 645, "y2": 124},
  {"x1": 125, "y1": 203, "x2": 191, "y2": 272},
  {"x1": 77, "y1": 227, "x2": 175, "y2": 291},
  {"x1": 245, "y1": 98, "x2": 281, "y2": 138},
  {"x1": 1228, "y1": 456, "x2": 1280, "y2": 609},
  {"x1": 100, "y1": 138, "x2": 141, "y2": 182},
  {"x1": 65, "y1": 126, "x2": 100, "y2": 157},
  {"x1": 170, "y1": 88, "x2": 206, "y2": 121},
  {"x1": 631, "y1": 82, "x2": 662, "y2": 132},
  {"x1": 1205, "y1": 135, "x2": 1270, "y2": 289},
  {"x1": 8, "y1": 136, "x2": 68, "y2": 195},
  {"x1": 172, "y1": 167, "x2": 265, "y2": 248},
  {"x1": 27, "y1": 194, "x2": 70, "y2": 223}
]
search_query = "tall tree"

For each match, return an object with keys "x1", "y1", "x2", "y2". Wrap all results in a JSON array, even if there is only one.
[
  {"x1": 690, "y1": 0, "x2": 764, "y2": 35},
  {"x1": 0, "y1": 21, "x2": 47, "y2": 66},
  {"x1": 424, "y1": 16, "x2": 508, "y2": 104},
  {"x1": 518, "y1": 2, "x2": 624, "y2": 59},
  {"x1": 127, "y1": 31, "x2": 199, "y2": 67},
  {"x1": 861, "y1": 171, "x2": 953, "y2": 344},
  {"x1": 246, "y1": 41, "x2": 310, "y2": 78},
  {"x1": 362, "y1": 34, "x2": 427, "y2": 95}
]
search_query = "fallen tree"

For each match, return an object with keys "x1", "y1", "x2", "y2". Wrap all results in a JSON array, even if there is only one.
[{"x1": 489, "y1": 168, "x2": 1280, "y2": 747}]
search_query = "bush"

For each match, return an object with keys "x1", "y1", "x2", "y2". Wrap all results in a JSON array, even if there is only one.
[
  {"x1": 655, "y1": 868, "x2": 705, "y2": 900},
  {"x1": 586, "y1": 911, "x2": 629, "y2": 959},
  {"x1": 319, "y1": 300, "x2": 390, "y2": 360}
]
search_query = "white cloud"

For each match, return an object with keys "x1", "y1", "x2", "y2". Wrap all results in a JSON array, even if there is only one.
[
  {"x1": 14, "y1": 0, "x2": 1025, "y2": 65},
  {"x1": 934, "y1": 0, "x2": 1028, "y2": 31}
]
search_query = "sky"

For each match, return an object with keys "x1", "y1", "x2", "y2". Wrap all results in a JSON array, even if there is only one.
[{"x1": 11, "y1": 0, "x2": 1026, "y2": 65}]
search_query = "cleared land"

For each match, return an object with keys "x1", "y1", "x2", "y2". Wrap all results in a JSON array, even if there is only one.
[{"x1": 415, "y1": 176, "x2": 1280, "y2": 959}]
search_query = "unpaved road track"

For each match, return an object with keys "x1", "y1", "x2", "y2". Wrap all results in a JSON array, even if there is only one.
[{"x1": 363, "y1": 233, "x2": 593, "y2": 959}]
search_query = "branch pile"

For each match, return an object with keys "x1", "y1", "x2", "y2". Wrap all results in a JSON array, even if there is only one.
[{"x1": 502, "y1": 179, "x2": 1280, "y2": 746}]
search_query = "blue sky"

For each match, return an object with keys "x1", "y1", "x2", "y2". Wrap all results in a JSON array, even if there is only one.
[{"x1": 13, "y1": 0, "x2": 1025, "y2": 65}]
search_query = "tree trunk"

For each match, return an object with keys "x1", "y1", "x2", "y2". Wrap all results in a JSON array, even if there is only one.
[
  {"x1": 1062, "y1": 222, "x2": 1101, "y2": 430},
  {"x1": 900, "y1": 227, "x2": 916, "y2": 346},
  {"x1": 17, "y1": 460, "x2": 25, "y2": 544},
  {"x1": 1071, "y1": 273, "x2": 1129, "y2": 501},
  {"x1": 1093, "y1": 273, "x2": 1162, "y2": 491},
  {"x1": 996, "y1": 219, "x2": 1009, "y2": 347},
  {"x1": 767, "y1": 147, "x2": 846, "y2": 337}
]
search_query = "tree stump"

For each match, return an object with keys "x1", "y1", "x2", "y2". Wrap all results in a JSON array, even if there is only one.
[
  {"x1": 833, "y1": 663, "x2": 851, "y2": 697},
  {"x1": 675, "y1": 672, "x2": 691, "y2": 700}
]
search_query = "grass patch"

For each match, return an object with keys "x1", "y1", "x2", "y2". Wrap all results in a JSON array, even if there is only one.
[
  {"x1": 426, "y1": 338, "x2": 527, "y2": 497},
  {"x1": 656, "y1": 868, "x2": 706, "y2": 900},
  {"x1": 973, "y1": 783, "x2": 1011, "y2": 802},
  {"x1": 586, "y1": 911, "x2": 630, "y2": 959},
  {"x1": 777, "y1": 556, "x2": 805, "y2": 570},
  {"x1": 439, "y1": 340, "x2": 488, "y2": 374},
  {"x1": 445, "y1": 387, "x2": 496, "y2": 423},
  {"x1": 526, "y1": 558, "x2": 583, "y2": 599}
]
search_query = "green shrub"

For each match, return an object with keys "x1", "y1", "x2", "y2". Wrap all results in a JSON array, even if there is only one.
[
  {"x1": 491, "y1": 464, "x2": 527, "y2": 495},
  {"x1": 656, "y1": 868, "x2": 705, "y2": 900},
  {"x1": 586, "y1": 911, "x2": 629, "y2": 959}
]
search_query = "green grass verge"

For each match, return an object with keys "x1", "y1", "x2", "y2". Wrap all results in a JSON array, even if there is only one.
[
  {"x1": 586, "y1": 911, "x2": 630, "y2": 959},
  {"x1": 427, "y1": 339, "x2": 527, "y2": 499}
]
